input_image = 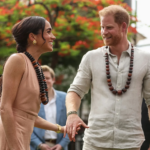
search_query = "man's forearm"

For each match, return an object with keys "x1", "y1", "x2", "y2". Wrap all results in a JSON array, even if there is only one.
[
  {"x1": 66, "y1": 91, "x2": 88, "y2": 142},
  {"x1": 66, "y1": 92, "x2": 81, "y2": 113}
]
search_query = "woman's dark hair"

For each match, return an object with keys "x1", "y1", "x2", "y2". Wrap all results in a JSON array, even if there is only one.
[
  {"x1": 0, "y1": 16, "x2": 46, "y2": 97},
  {"x1": 12, "y1": 16, "x2": 46, "y2": 52}
]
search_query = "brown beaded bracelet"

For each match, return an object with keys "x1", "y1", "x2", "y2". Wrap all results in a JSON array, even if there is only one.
[{"x1": 67, "y1": 111, "x2": 77, "y2": 117}]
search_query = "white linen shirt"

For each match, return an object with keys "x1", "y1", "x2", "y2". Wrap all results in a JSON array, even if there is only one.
[
  {"x1": 44, "y1": 90, "x2": 57, "y2": 139},
  {"x1": 68, "y1": 42, "x2": 150, "y2": 149}
]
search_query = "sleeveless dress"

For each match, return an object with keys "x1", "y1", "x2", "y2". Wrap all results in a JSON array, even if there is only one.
[{"x1": 0, "y1": 53, "x2": 41, "y2": 150}]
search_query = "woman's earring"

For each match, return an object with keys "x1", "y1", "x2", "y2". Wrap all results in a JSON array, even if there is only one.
[{"x1": 33, "y1": 40, "x2": 37, "y2": 45}]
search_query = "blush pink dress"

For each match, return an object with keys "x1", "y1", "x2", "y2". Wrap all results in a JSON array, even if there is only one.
[{"x1": 0, "y1": 53, "x2": 41, "y2": 150}]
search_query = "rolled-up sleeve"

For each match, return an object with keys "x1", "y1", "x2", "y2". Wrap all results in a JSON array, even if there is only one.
[
  {"x1": 143, "y1": 59, "x2": 150, "y2": 106},
  {"x1": 68, "y1": 52, "x2": 92, "y2": 99}
]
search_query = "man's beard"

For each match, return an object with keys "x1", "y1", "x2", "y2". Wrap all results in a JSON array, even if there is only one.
[{"x1": 103, "y1": 33, "x2": 122, "y2": 46}]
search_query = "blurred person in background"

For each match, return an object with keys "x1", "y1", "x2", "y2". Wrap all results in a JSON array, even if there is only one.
[
  {"x1": 30, "y1": 65, "x2": 70, "y2": 150},
  {"x1": 65, "y1": 5, "x2": 150, "y2": 150}
]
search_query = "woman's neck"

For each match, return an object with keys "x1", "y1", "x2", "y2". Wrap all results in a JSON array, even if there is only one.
[{"x1": 26, "y1": 47, "x2": 41, "y2": 61}]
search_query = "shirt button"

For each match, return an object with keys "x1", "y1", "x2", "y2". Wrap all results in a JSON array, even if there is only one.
[
  {"x1": 116, "y1": 113, "x2": 119, "y2": 115},
  {"x1": 117, "y1": 99, "x2": 119, "y2": 101}
]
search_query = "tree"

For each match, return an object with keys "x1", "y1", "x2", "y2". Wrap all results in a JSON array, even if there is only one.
[{"x1": 0, "y1": 0, "x2": 137, "y2": 90}]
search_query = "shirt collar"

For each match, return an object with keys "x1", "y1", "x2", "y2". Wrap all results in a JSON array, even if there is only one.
[
  {"x1": 103, "y1": 41, "x2": 132, "y2": 57},
  {"x1": 48, "y1": 88, "x2": 56, "y2": 104}
]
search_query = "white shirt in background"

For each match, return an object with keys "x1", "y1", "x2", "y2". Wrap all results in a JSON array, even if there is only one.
[{"x1": 44, "y1": 90, "x2": 57, "y2": 140}]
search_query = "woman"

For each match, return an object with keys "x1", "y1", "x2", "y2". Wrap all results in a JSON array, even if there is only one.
[{"x1": 0, "y1": 16, "x2": 66, "y2": 150}]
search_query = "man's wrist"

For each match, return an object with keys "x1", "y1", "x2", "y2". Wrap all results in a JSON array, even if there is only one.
[{"x1": 67, "y1": 111, "x2": 77, "y2": 117}]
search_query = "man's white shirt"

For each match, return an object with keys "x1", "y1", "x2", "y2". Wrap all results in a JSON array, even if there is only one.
[{"x1": 68, "y1": 42, "x2": 150, "y2": 148}]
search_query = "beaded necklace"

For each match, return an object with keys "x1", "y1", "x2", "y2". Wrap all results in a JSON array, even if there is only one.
[
  {"x1": 24, "y1": 51, "x2": 49, "y2": 104},
  {"x1": 105, "y1": 44, "x2": 134, "y2": 95}
]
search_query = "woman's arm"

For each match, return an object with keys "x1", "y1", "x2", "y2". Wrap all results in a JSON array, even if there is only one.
[
  {"x1": 34, "y1": 116, "x2": 65, "y2": 133},
  {"x1": 34, "y1": 116, "x2": 81, "y2": 138},
  {"x1": 0, "y1": 54, "x2": 25, "y2": 150}
]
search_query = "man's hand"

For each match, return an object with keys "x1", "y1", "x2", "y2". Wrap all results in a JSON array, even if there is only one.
[
  {"x1": 51, "y1": 144, "x2": 62, "y2": 150},
  {"x1": 40, "y1": 143, "x2": 51, "y2": 150},
  {"x1": 148, "y1": 146, "x2": 150, "y2": 150},
  {"x1": 66, "y1": 114, "x2": 89, "y2": 142}
]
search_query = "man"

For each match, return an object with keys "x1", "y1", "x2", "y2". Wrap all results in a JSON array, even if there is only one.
[
  {"x1": 65, "y1": 5, "x2": 150, "y2": 150},
  {"x1": 30, "y1": 65, "x2": 70, "y2": 150}
]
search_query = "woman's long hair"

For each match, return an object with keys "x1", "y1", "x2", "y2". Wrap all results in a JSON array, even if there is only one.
[{"x1": 0, "y1": 16, "x2": 46, "y2": 97}]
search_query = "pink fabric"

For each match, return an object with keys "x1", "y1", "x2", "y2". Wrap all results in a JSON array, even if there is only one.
[{"x1": 0, "y1": 53, "x2": 41, "y2": 150}]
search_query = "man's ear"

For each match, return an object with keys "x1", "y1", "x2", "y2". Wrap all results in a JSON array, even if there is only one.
[{"x1": 122, "y1": 22, "x2": 127, "y2": 32}]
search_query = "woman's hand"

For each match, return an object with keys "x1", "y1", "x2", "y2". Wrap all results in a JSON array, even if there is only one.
[
  {"x1": 61, "y1": 126, "x2": 66, "y2": 136},
  {"x1": 62, "y1": 123, "x2": 82, "y2": 138}
]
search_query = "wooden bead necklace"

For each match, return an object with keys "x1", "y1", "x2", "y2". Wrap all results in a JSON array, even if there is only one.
[
  {"x1": 24, "y1": 51, "x2": 49, "y2": 104},
  {"x1": 105, "y1": 45, "x2": 134, "y2": 95}
]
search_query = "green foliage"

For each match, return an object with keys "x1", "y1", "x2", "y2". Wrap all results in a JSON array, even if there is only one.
[
  {"x1": 0, "y1": 66, "x2": 3, "y2": 74},
  {"x1": 54, "y1": 64, "x2": 77, "y2": 92},
  {"x1": 0, "y1": 47, "x2": 16, "y2": 59}
]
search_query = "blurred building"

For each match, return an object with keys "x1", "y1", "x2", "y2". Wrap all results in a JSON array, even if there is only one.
[
  {"x1": 123, "y1": 0, "x2": 146, "y2": 46},
  {"x1": 123, "y1": 0, "x2": 131, "y2": 7}
]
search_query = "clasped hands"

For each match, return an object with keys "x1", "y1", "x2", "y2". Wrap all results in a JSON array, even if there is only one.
[{"x1": 40, "y1": 143, "x2": 62, "y2": 150}]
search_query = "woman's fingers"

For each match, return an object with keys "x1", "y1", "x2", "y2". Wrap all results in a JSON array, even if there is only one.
[{"x1": 63, "y1": 126, "x2": 66, "y2": 137}]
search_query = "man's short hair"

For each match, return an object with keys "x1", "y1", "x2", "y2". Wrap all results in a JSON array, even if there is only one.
[
  {"x1": 99, "y1": 5, "x2": 130, "y2": 27},
  {"x1": 41, "y1": 65, "x2": 55, "y2": 79}
]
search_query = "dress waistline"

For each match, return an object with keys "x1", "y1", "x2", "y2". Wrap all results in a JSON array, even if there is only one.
[{"x1": 13, "y1": 108, "x2": 37, "y2": 121}]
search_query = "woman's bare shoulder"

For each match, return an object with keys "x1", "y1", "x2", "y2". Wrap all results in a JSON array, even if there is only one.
[
  {"x1": 4, "y1": 53, "x2": 26, "y2": 74},
  {"x1": 6, "y1": 53, "x2": 25, "y2": 66},
  {"x1": 7, "y1": 53, "x2": 24, "y2": 63}
]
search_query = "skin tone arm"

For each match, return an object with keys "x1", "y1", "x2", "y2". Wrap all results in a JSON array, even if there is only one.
[
  {"x1": 0, "y1": 54, "x2": 26, "y2": 150},
  {"x1": 34, "y1": 115, "x2": 81, "y2": 137},
  {"x1": 66, "y1": 91, "x2": 88, "y2": 142},
  {"x1": 34, "y1": 116, "x2": 65, "y2": 133}
]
